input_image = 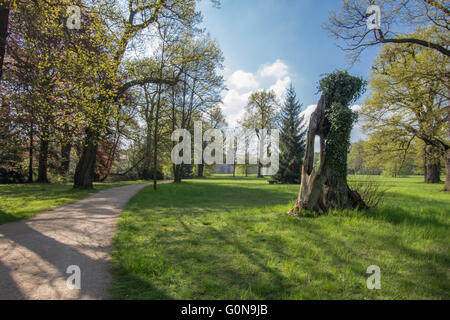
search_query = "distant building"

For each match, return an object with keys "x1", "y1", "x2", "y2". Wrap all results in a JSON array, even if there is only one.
[{"x1": 215, "y1": 164, "x2": 234, "y2": 174}]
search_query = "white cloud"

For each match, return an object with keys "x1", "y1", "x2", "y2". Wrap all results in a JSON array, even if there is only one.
[
  {"x1": 269, "y1": 76, "x2": 291, "y2": 98},
  {"x1": 350, "y1": 104, "x2": 362, "y2": 112},
  {"x1": 222, "y1": 88, "x2": 252, "y2": 126},
  {"x1": 226, "y1": 70, "x2": 259, "y2": 91},
  {"x1": 350, "y1": 105, "x2": 365, "y2": 142},
  {"x1": 259, "y1": 59, "x2": 289, "y2": 79},
  {"x1": 221, "y1": 60, "x2": 295, "y2": 127},
  {"x1": 300, "y1": 104, "x2": 316, "y2": 124}
]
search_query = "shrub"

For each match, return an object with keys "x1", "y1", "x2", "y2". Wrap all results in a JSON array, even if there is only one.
[
  {"x1": 349, "y1": 178, "x2": 389, "y2": 208},
  {"x1": 0, "y1": 167, "x2": 26, "y2": 184}
]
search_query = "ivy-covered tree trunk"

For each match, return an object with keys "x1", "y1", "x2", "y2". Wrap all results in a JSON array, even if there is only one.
[{"x1": 290, "y1": 72, "x2": 366, "y2": 215}]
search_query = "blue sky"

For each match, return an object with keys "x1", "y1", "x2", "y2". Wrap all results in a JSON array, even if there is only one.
[{"x1": 198, "y1": 0, "x2": 381, "y2": 140}]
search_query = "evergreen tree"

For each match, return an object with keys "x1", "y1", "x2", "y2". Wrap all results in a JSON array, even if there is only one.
[{"x1": 274, "y1": 85, "x2": 306, "y2": 184}]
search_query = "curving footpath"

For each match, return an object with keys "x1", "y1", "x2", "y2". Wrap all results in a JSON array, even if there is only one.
[{"x1": 0, "y1": 182, "x2": 168, "y2": 300}]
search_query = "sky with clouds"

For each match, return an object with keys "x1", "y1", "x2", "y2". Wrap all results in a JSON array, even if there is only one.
[{"x1": 198, "y1": 0, "x2": 381, "y2": 142}]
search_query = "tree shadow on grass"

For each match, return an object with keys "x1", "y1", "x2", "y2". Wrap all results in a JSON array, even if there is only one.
[
  {"x1": 116, "y1": 182, "x2": 369, "y2": 299},
  {"x1": 362, "y1": 229, "x2": 450, "y2": 299},
  {"x1": 133, "y1": 181, "x2": 298, "y2": 214},
  {"x1": 114, "y1": 181, "x2": 449, "y2": 299},
  {"x1": 0, "y1": 209, "x2": 19, "y2": 224},
  {"x1": 360, "y1": 206, "x2": 449, "y2": 230}
]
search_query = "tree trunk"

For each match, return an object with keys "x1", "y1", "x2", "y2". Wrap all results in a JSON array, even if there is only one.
[
  {"x1": 37, "y1": 138, "x2": 49, "y2": 183},
  {"x1": 59, "y1": 142, "x2": 72, "y2": 175},
  {"x1": 425, "y1": 162, "x2": 441, "y2": 184},
  {"x1": 141, "y1": 86, "x2": 155, "y2": 180},
  {"x1": 423, "y1": 145, "x2": 441, "y2": 183},
  {"x1": 444, "y1": 107, "x2": 450, "y2": 191},
  {"x1": 290, "y1": 94, "x2": 366, "y2": 215},
  {"x1": 27, "y1": 124, "x2": 33, "y2": 183},
  {"x1": 141, "y1": 130, "x2": 152, "y2": 180},
  {"x1": 173, "y1": 164, "x2": 183, "y2": 183},
  {"x1": 198, "y1": 163, "x2": 204, "y2": 177},
  {"x1": 153, "y1": 83, "x2": 162, "y2": 190},
  {"x1": 443, "y1": 148, "x2": 450, "y2": 191},
  {"x1": 73, "y1": 128, "x2": 99, "y2": 189},
  {"x1": 0, "y1": 1, "x2": 10, "y2": 82}
]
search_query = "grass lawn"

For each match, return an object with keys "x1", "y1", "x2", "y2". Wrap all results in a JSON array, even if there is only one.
[
  {"x1": 112, "y1": 175, "x2": 449, "y2": 300},
  {"x1": 0, "y1": 181, "x2": 148, "y2": 224}
]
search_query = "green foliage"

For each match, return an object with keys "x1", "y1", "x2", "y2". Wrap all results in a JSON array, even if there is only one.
[
  {"x1": 319, "y1": 71, "x2": 366, "y2": 177},
  {"x1": 319, "y1": 71, "x2": 366, "y2": 108},
  {"x1": 325, "y1": 102, "x2": 358, "y2": 177},
  {"x1": 273, "y1": 85, "x2": 306, "y2": 184},
  {"x1": 241, "y1": 89, "x2": 278, "y2": 130},
  {"x1": 348, "y1": 140, "x2": 368, "y2": 174},
  {"x1": 362, "y1": 26, "x2": 448, "y2": 183}
]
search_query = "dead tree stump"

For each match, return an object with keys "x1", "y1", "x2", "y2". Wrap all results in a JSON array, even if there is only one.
[{"x1": 290, "y1": 72, "x2": 367, "y2": 215}]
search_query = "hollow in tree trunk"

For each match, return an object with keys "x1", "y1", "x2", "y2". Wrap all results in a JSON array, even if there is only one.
[{"x1": 290, "y1": 72, "x2": 366, "y2": 215}]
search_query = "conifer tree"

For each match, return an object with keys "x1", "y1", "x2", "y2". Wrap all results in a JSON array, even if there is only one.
[{"x1": 274, "y1": 85, "x2": 306, "y2": 184}]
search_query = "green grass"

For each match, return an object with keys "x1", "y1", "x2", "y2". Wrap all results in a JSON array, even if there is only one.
[
  {"x1": 111, "y1": 176, "x2": 449, "y2": 300},
  {"x1": 0, "y1": 181, "x2": 148, "y2": 224}
]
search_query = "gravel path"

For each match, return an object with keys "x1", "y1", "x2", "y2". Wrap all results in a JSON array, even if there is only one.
[{"x1": 0, "y1": 183, "x2": 165, "y2": 300}]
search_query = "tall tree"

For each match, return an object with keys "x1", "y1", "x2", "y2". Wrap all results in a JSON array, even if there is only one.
[
  {"x1": 273, "y1": 85, "x2": 306, "y2": 184},
  {"x1": 241, "y1": 89, "x2": 279, "y2": 177},
  {"x1": 168, "y1": 31, "x2": 224, "y2": 183},
  {"x1": 363, "y1": 31, "x2": 449, "y2": 190},
  {"x1": 198, "y1": 104, "x2": 226, "y2": 177},
  {"x1": 73, "y1": 0, "x2": 200, "y2": 189},
  {"x1": 4, "y1": 0, "x2": 77, "y2": 183}
]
